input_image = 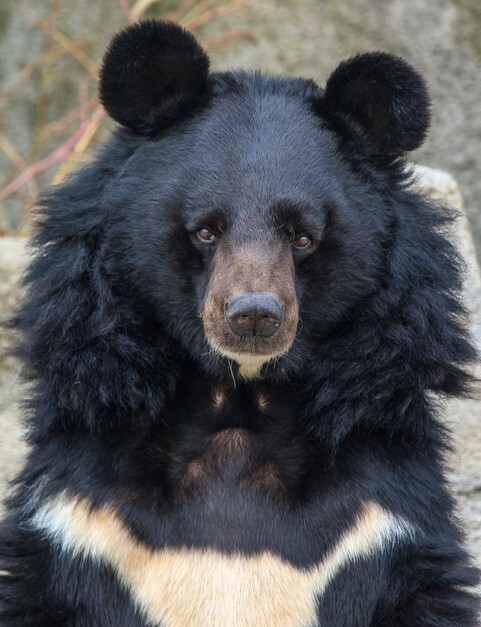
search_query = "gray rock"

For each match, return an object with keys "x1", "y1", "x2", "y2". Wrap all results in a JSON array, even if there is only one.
[
  {"x1": 411, "y1": 166, "x2": 481, "y2": 564},
  {"x1": 0, "y1": 237, "x2": 28, "y2": 512}
]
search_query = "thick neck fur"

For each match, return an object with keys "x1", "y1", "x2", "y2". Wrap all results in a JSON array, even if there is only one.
[
  {"x1": 159, "y1": 366, "x2": 312, "y2": 494},
  {"x1": 14, "y1": 143, "x2": 476, "y2": 452}
]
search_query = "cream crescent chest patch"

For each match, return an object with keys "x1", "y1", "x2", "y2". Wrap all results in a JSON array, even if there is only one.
[{"x1": 32, "y1": 496, "x2": 414, "y2": 627}]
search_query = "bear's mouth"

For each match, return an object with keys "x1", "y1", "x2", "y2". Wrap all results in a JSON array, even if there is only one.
[
  {"x1": 206, "y1": 339, "x2": 291, "y2": 380},
  {"x1": 202, "y1": 301, "x2": 298, "y2": 379}
]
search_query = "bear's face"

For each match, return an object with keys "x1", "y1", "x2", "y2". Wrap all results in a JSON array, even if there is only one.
[
  {"x1": 105, "y1": 80, "x2": 383, "y2": 379},
  {"x1": 99, "y1": 21, "x2": 430, "y2": 381}
]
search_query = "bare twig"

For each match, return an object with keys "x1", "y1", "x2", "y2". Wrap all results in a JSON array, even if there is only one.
[
  {"x1": 202, "y1": 27, "x2": 256, "y2": 49},
  {"x1": 53, "y1": 106, "x2": 105, "y2": 183},
  {"x1": 0, "y1": 107, "x2": 105, "y2": 202},
  {"x1": 0, "y1": 46, "x2": 79, "y2": 110},
  {"x1": 182, "y1": 0, "x2": 253, "y2": 30},
  {"x1": 15, "y1": 0, "x2": 98, "y2": 77},
  {"x1": 0, "y1": 137, "x2": 38, "y2": 198},
  {"x1": 128, "y1": 0, "x2": 163, "y2": 22},
  {"x1": 179, "y1": 0, "x2": 220, "y2": 26}
]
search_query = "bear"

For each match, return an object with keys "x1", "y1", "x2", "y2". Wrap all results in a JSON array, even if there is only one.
[{"x1": 0, "y1": 19, "x2": 479, "y2": 626}]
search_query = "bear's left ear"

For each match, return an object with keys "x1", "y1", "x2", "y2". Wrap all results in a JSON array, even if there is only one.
[
  {"x1": 99, "y1": 20, "x2": 210, "y2": 135},
  {"x1": 320, "y1": 52, "x2": 431, "y2": 156}
]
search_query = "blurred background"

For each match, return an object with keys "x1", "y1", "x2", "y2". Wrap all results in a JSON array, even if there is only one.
[
  {"x1": 1, "y1": 0, "x2": 480, "y2": 258},
  {"x1": 0, "y1": 0, "x2": 481, "y2": 255},
  {"x1": 0, "y1": 0, "x2": 481, "y2": 564}
]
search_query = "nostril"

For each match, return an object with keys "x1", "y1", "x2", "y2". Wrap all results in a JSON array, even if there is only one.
[{"x1": 224, "y1": 293, "x2": 284, "y2": 337}]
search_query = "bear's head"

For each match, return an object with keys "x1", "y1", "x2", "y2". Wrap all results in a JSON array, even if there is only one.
[{"x1": 95, "y1": 21, "x2": 431, "y2": 382}]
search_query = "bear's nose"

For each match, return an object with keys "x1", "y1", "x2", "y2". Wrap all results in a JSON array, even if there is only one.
[{"x1": 224, "y1": 293, "x2": 284, "y2": 337}]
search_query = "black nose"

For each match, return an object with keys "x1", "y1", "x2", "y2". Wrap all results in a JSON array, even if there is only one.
[{"x1": 225, "y1": 293, "x2": 284, "y2": 337}]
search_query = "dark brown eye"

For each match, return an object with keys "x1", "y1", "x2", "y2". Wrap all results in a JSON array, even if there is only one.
[
  {"x1": 293, "y1": 234, "x2": 311, "y2": 249},
  {"x1": 197, "y1": 227, "x2": 216, "y2": 243}
]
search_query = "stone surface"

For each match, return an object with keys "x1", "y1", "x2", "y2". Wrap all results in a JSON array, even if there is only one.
[
  {"x1": 410, "y1": 166, "x2": 481, "y2": 564},
  {"x1": 0, "y1": 237, "x2": 28, "y2": 510},
  {"x1": 0, "y1": 165, "x2": 480, "y2": 566}
]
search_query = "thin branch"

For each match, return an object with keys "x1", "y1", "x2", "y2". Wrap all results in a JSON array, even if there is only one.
[
  {"x1": 37, "y1": 98, "x2": 98, "y2": 141},
  {"x1": 53, "y1": 106, "x2": 105, "y2": 183},
  {"x1": 15, "y1": 0, "x2": 98, "y2": 77},
  {"x1": 0, "y1": 137, "x2": 38, "y2": 197},
  {"x1": 202, "y1": 27, "x2": 256, "y2": 49},
  {"x1": 0, "y1": 46, "x2": 73, "y2": 110},
  {"x1": 128, "y1": 0, "x2": 163, "y2": 22},
  {"x1": 165, "y1": 0, "x2": 200, "y2": 22},
  {"x1": 179, "y1": 0, "x2": 220, "y2": 26},
  {"x1": 0, "y1": 108, "x2": 104, "y2": 202},
  {"x1": 183, "y1": 0, "x2": 253, "y2": 30}
]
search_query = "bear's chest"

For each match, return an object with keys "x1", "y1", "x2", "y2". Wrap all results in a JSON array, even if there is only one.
[
  {"x1": 161, "y1": 426, "x2": 302, "y2": 551},
  {"x1": 162, "y1": 384, "x2": 311, "y2": 507},
  {"x1": 176, "y1": 427, "x2": 288, "y2": 496},
  {"x1": 35, "y1": 490, "x2": 408, "y2": 627},
  {"x1": 109, "y1": 547, "x2": 324, "y2": 627}
]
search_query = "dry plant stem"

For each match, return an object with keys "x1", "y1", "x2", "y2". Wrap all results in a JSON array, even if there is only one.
[
  {"x1": 54, "y1": 107, "x2": 105, "y2": 183},
  {"x1": 179, "y1": 0, "x2": 221, "y2": 25},
  {"x1": 0, "y1": 107, "x2": 105, "y2": 202},
  {"x1": 183, "y1": 0, "x2": 253, "y2": 30},
  {"x1": 42, "y1": 99, "x2": 99, "y2": 142},
  {"x1": 0, "y1": 137, "x2": 38, "y2": 198},
  {"x1": 165, "y1": 0, "x2": 204, "y2": 22},
  {"x1": 129, "y1": 0, "x2": 164, "y2": 21},
  {"x1": 202, "y1": 28, "x2": 256, "y2": 49},
  {"x1": 0, "y1": 47, "x2": 73, "y2": 111},
  {"x1": 15, "y1": 0, "x2": 98, "y2": 77},
  {"x1": 0, "y1": 99, "x2": 99, "y2": 191},
  {"x1": 130, "y1": 0, "x2": 253, "y2": 28}
]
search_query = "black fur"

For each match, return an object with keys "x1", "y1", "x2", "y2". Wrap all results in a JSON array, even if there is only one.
[
  {"x1": 1, "y1": 20, "x2": 479, "y2": 626},
  {"x1": 99, "y1": 20, "x2": 209, "y2": 135},
  {"x1": 320, "y1": 52, "x2": 431, "y2": 155}
]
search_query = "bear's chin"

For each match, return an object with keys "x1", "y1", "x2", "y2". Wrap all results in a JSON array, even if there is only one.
[{"x1": 208, "y1": 343, "x2": 288, "y2": 380}]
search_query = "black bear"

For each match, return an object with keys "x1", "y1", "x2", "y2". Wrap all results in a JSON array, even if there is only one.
[{"x1": 0, "y1": 20, "x2": 479, "y2": 626}]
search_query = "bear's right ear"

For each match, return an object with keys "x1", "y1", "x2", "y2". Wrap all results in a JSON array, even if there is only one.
[
  {"x1": 99, "y1": 20, "x2": 210, "y2": 135},
  {"x1": 319, "y1": 52, "x2": 431, "y2": 156}
]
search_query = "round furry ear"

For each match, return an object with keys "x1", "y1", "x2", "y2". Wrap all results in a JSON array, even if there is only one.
[
  {"x1": 321, "y1": 52, "x2": 431, "y2": 155},
  {"x1": 99, "y1": 20, "x2": 210, "y2": 135}
]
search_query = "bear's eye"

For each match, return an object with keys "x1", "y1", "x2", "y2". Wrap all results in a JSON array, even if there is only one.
[
  {"x1": 197, "y1": 227, "x2": 217, "y2": 243},
  {"x1": 293, "y1": 233, "x2": 311, "y2": 249}
]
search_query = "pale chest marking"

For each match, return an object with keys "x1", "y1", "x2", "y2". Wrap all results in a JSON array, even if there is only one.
[{"x1": 32, "y1": 496, "x2": 413, "y2": 627}]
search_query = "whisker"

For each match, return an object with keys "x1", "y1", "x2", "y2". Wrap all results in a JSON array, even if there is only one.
[
  {"x1": 227, "y1": 359, "x2": 237, "y2": 390},
  {"x1": 296, "y1": 315, "x2": 304, "y2": 337}
]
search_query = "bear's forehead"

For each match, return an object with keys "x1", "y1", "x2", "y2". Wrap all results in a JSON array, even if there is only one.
[
  {"x1": 121, "y1": 73, "x2": 354, "y2": 225},
  {"x1": 199, "y1": 79, "x2": 330, "y2": 159},
  {"x1": 179, "y1": 82, "x2": 346, "y2": 208}
]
